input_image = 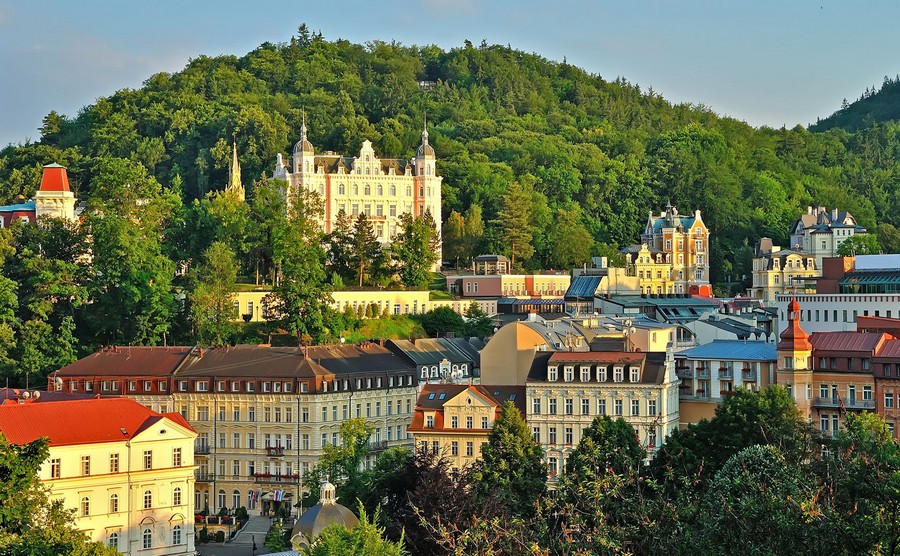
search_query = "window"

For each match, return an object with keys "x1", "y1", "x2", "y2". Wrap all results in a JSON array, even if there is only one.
[
  {"x1": 81, "y1": 456, "x2": 91, "y2": 476},
  {"x1": 648, "y1": 400, "x2": 657, "y2": 417},
  {"x1": 598, "y1": 368, "x2": 608, "y2": 382},
  {"x1": 864, "y1": 385, "x2": 873, "y2": 400},
  {"x1": 533, "y1": 427, "x2": 540, "y2": 443},
  {"x1": 143, "y1": 450, "x2": 152, "y2": 470},
  {"x1": 548, "y1": 367, "x2": 558, "y2": 381},
  {"x1": 565, "y1": 427, "x2": 574, "y2": 445},
  {"x1": 564, "y1": 367, "x2": 574, "y2": 382},
  {"x1": 532, "y1": 398, "x2": 541, "y2": 414},
  {"x1": 466, "y1": 416, "x2": 473, "y2": 429},
  {"x1": 481, "y1": 416, "x2": 489, "y2": 429},
  {"x1": 565, "y1": 398, "x2": 573, "y2": 415},
  {"x1": 549, "y1": 457, "x2": 558, "y2": 476},
  {"x1": 614, "y1": 368, "x2": 624, "y2": 383},
  {"x1": 631, "y1": 399, "x2": 640, "y2": 416},
  {"x1": 108, "y1": 533, "x2": 119, "y2": 549},
  {"x1": 109, "y1": 493, "x2": 119, "y2": 513},
  {"x1": 886, "y1": 393, "x2": 895, "y2": 409},
  {"x1": 549, "y1": 399, "x2": 557, "y2": 415},
  {"x1": 615, "y1": 400, "x2": 623, "y2": 416},
  {"x1": 582, "y1": 399, "x2": 590, "y2": 415},
  {"x1": 249, "y1": 407, "x2": 256, "y2": 422},
  {"x1": 173, "y1": 486, "x2": 182, "y2": 506},
  {"x1": 50, "y1": 458, "x2": 60, "y2": 479},
  {"x1": 598, "y1": 399, "x2": 607, "y2": 415},
  {"x1": 630, "y1": 368, "x2": 639, "y2": 382},
  {"x1": 173, "y1": 525, "x2": 183, "y2": 545},
  {"x1": 425, "y1": 415, "x2": 434, "y2": 428},
  {"x1": 549, "y1": 427, "x2": 557, "y2": 445},
  {"x1": 142, "y1": 528, "x2": 152, "y2": 549},
  {"x1": 81, "y1": 496, "x2": 90, "y2": 517},
  {"x1": 172, "y1": 447, "x2": 182, "y2": 467},
  {"x1": 466, "y1": 442, "x2": 474, "y2": 457},
  {"x1": 143, "y1": 490, "x2": 152, "y2": 509},
  {"x1": 451, "y1": 441, "x2": 459, "y2": 456}
]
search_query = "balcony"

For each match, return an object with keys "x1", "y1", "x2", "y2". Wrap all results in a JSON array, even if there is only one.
[
  {"x1": 368, "y1": 440, "x2": 389, "y2": 453},
  {"x1": 676, "y1": 368, "x2": 694, "y2": 380},
  {"x1": 697, "y1": 368, "x2": 711, "y2": 380},
  {"x1": 252, "y1": 473, "x2": 299, "y2": 484},
  {"x1": 742, "y1": 368, "x2": 757, "y2": 381},
  {"x1": 814, "y1": 397, "x2": 875, "y2": 410},
  {"x1": 719, "y1": 367, "x2": 734, "y2": 379},
  {"x1": 195, "y1": 471, "x2": 216, "y2": 482},
  {"x1": 266, "y1": 446, "x2": 285, "y2": 457},
  {"x1": 194, "y1": 444, "x2": 211, "y2": 455}
]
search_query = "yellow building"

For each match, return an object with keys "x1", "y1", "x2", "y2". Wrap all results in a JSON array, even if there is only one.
[
  {"x1": 0, "y1": 395, "x2": 197, "y2": 555},
  {"x1": 750, "y1": 238, "x2": 818, "y2": 303},
  {"x1": 408, "y1": 384, "x2": 525, "y2": 472},
  {"x1": 50, "y1": 344, "x2": 418, "y2": 517},
  {"x1": 624, "y1": 204, "x2": 711, "y2": 296}
]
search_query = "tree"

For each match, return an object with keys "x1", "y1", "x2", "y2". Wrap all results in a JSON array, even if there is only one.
[
  {"x1": 463, "y1": 205, "x2": 484, "y2": 264},
  {"x1": 442, "y1": 210, "x2": 466, "y2": 268},
  {"x1": 420, "y1": 307, "x2": 465, "y2": 338},
  {"x1": 463, "y1": 302, "x2": 493, "y2": 337},
  {"x1": 350, "y1": 213, "x2": 384, "y2": 287},
  {"x1": 546, "y1": 206, "x2": 593, "y2": 269},
  {"x1": 327, "y1": 210, "x2": 355, "y2": 283},
  {"x1": 392, "y1": 212, "x2": 439, "y2": 288},
  {"x1": 265, "y1": 520, "x2": 289, "y2": 552},
  {"x1": 306, "y1": 506, "x2": 406, "y2": 556},
  {"x1": 305, "y1": 418, "x2": 373, "y2": 507},
  {"x1": 836, "y1": 233, "x2": 881, "y2": 256},
  {"x1": 470, "y1": 401, "x2": 547, "y2": 516},
  {"x1": 190, "y1": 241, "x2": 239, "y2": 345},
  {"x1": 494, "y1": 182, "x2": 533, "y2": 270}
]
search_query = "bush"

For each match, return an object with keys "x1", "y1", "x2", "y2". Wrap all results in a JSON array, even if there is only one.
[
  {"x1": 198, "y1": 527, "x2": 209, "y2": 543},
  {"x1": 215, "y1": 530, "x2": 225, "y2": 543},
  {"x1": 235, "y1": 506, "x2": 249, "y2": 522}
]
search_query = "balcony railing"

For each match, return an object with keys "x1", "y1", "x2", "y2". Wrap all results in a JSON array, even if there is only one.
[
  {"x1": 742, "y1": 368, "x2": 757, "y2": 381},
  {"x1": 252, "y1": 473, "x2": 299, "y2": 484},
  {"x1": 194, "y1": 444, "x2": 211, "y2": 455},
  {"x1": 719, "y1": 368, "x2": 734, "y2": 379},
  {"x1": 195, "y1": 471, "x2": 215, "y2": 482},
  {"x1": 814, "y1": 397, "x2": 875, "y2": 410},
  {"x1": 369, "y1": 440, "x2": 389, "y2": 453},
  {"x1": 697, "y1": 369, "x2": 711, "y2": 379},
  {"x1": 266, "y1": 446, "x2": 285, "y2": 457},
  {"x1": 677, "y1": 369, "x2": 694, "y2": 379}
]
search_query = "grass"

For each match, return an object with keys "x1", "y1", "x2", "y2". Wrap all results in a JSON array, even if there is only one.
[
  {"x1": 343, "y1": 315, "x2": 425, "y2": 344},
  {"x1": 429, "y1": 290, "x2": 455, "y2": 300}
]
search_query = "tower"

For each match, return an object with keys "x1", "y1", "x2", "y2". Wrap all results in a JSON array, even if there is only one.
[
  {"x1": 292, "y1": 113, "x2": 315, "y2": 176},
  {"x1": 34, "y1": 163, "x2": 76, "y2": 222},
  {"x1": 776, "y1": 297, "x2": 813, "y2": 419},
  {"x1": 226, "y1": 141, "x2": 245, "y2": 202}
]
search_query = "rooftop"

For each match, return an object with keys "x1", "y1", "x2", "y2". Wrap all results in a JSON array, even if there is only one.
[{"x1": 677, "y1": 339, "x2": 776, "y2": 361}]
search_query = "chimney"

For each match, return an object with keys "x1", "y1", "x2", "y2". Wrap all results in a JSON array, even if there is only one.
[{"x1": 832, "y1": 208, "x2": 838, "y2": 220}]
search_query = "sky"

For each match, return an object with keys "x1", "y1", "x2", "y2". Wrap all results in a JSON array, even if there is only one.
[{"x1": 2, "y1": 0, "x2": 900, "y2": 146}]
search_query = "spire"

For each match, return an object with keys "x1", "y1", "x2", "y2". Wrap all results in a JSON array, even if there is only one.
[
  {"x1": 227, "y1": 140, "x2": 245, "y2": 202},
  {"x1": 416, "y1": 115, "x2": 435, "y2": 158},
  {"x1": 301, "y1": 110, "x2": 308, "y2": 142},
  {"x1": 777, "y1": 296, "x2": 812, "y2": 351},
  {"x1": 294, "y1": 110, "x2": 314, "y2": 156}
]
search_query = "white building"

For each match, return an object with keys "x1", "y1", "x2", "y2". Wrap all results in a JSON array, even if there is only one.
[
  {"x1": 789, "y1": 206, "x2": 868, "y2": 268},
  {"x1": 273, "y1": 119, "x2": 442, "y2": 260}
]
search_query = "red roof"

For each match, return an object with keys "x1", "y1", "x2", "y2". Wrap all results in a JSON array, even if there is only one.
[
  {"x1": 0, "y1": 397, "x2": 194, "y2": 446},
  {"x1": 39, "y1": 163, "x2": 70, "y2": 193},
  {"x1": 876, "y1": 338, "x2": 900, "y2": 359},
  {"x1": 54, "y1": 346, "x2": 195, "y2": 377},
  {"x1": 810, "y1": 331, "x2": 886, "y2": 354}
]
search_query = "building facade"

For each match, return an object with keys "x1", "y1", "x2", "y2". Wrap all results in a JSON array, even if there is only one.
[
  {"x1": 750, "y1": 237, "x2": 818, "y2": 303},
  {"x1": 49, "y1": 344, "x2": 418, "y2": 516},
  {"x1": 0, "y1": 395, "x2": 197, "y2": 555},
  {"x1": 0, "y1": 163, "x2": 77, "y2": 226},
  {"x1": 274, "y1": 120, "x2": 442, "y2": 260},
  {"x1": 789, "y1": 206, "x2": 868, "y2": 268},
  {"x1": 622, "y1": 204, "x2": 711, "y2": 296}
]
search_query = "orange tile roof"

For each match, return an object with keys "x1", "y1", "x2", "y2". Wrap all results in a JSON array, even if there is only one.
[
  {"x1": 0, "y1": 397, "x2": 194, "y2": 446},
  {"x1": 39, "y1": 163, "x2": 70, "y2": 192}
]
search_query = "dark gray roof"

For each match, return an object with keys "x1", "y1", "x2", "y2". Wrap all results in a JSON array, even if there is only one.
[
  {"x1": 386, "y1": 338, "x2": 479, "y2": 368},
  {"x1": 565, "y1": 275, "x2": 603, "y2": 300}
]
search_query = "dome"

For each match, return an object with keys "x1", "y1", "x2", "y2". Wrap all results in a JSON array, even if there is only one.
[
  {"x1": 777, "y1": 298, "x2": 812, "y2": 351},
  {"x1": 293, "y1": 139, "x2": 314, "y2": 154},
  {"x1": 416, "y1": 142, "x2": 435, "y2": 157},
  {"x1": 290, "y1": 482, "x2": 358, "y2": 548},
  {"x1": 788, "y1": 298, "x2": 801, "y2": 313}
]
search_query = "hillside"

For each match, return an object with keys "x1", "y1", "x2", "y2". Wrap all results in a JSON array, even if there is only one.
[
  {"x1": 1, "y1": 27, "x2": 898, "y2": 280},
  {"x1": 812, "y1": 75, "x2": 900, "y2": 132}
]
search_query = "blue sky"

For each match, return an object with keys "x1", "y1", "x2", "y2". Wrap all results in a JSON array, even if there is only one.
[{"x1": 2, "y1": 0, "x2": 899, "y2": 146}]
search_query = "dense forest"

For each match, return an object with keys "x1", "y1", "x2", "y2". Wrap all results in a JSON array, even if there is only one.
[{"x1": 813, "y1": 75, "x2": 900, "y2": 132}]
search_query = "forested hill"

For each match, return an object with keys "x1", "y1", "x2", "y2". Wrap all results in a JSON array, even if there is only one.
[
  {"x1": 1, "y1": 27, "x2": 899, "y2": 282},
  {"x1": 812, "y1": 75, "x2": 900, "y2": 132}
]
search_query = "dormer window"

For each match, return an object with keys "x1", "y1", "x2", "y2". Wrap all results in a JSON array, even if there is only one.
[
  {"x1": 630, "y1": 367, "x2": 640, "y2": 382},
  {"x1": 564, "y1": 366, "x2": 574, "y2": 382},
  {"x1": 580, "y1": 367, "x2": 590, "y2": 382},
  {"x1": 613, "y1": 368, "x2": 624, "y2": 383},
  {"x1": 548, "y1": 367, "x2": 558, "y2": 382}
]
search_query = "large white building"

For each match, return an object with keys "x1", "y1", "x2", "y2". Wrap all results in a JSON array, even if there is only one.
[
  {"x1": 789, "y1": 205, "x2": 868, "y2": 268},
  {"x1": 273, "y1": 120, "x2": 442, "y2": 257}
]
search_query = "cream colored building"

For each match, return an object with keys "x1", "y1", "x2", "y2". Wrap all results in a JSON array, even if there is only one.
[
  {"x1": 408, "y1": 384, "x2": 525, "y2": 472},
  {"x1": 527, "y1": 349, "x2": 680, "y2": 479},
  {"x1": 274, "y1": 120, "x2": 442, "y2": 262},
  {"x1": 750, "y1": 238, "x2": 818, "y2": 303},
  {"x1": 50, "y1": 344, "x2": 418, "y2": 517},
  {"x1": 231, "y1": 289, "x2": 497, "y2": 322},
  {"x1": 0, "y1": 395, "x2": 197, "y2": 555}
]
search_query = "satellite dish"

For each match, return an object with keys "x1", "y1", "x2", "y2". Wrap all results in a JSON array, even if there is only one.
[
  {"x1": 55, "y1": 377, "x2": 63, "y2": 387},
  {"x1": 629, "y1": 327, "x2": 637, "y2": 335},
  {"x1": 32, "y1": 391, "x2": 40, "y2": 399},
  {"x1": 21, "y1": 391, "x2": 30, "y2": 399}
]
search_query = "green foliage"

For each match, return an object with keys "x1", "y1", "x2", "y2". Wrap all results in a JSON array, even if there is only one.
[
  {"x1": 419, "y1": 306, "x2": 465, "y2": 338},
  {"x1": 304, "y1": 418, "x2": 373, "y2": 507},
  {"x1": 392, "y1": 212, "x2": 439, "y2": 288},
  {"x1": 190, "y1": 241, "x2": 238, "y2": 345},
  {"x1": 836, "y1": 233, "x2": 881, "y2": 256},
  {"x1": 470, "y1": 401, "x2": 547, "y2": 517},
  {"x1": 494, "y1": 181, "x2": 534, "y2": 270},
  {"x1": 463, "y1": 302, "x2": 493, "y2": 337},
  {"x1": 265, "y1": 520, "x2": 288, "y2": 552},
  {"x1": 350, "y1": 213, "x2": 386, "y2": 287},
  {"x1": 306, "y1": 505, "x2": 405, "y2": 556}
]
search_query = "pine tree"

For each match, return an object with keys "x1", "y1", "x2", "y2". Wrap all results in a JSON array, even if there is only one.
[
  {"x1": 442, "y1": 210, "x2": 466, "y2": 268},
  {"x1": 350, "y1": 213, "x2": 383, "y2": 287},
  {"x1": 495, "y1": 182, "x2": 533, "y2": 270}
]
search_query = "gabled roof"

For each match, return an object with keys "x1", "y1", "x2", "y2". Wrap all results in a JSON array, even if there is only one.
[
  {"x1": 387, "y1": 338, "x2": 478, "y2": 367},
  {"x1": 0, "y1": 397, "x2": 195, "y2": 446},
  {"x1": 677, "y1": 340, "x2": 776, "y2": 362}
]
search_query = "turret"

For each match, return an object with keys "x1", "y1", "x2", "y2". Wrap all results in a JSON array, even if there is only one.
[
  {"x1": 34, "y1": 163, "x2": 76, "y2": 222},
  {"x1": 293, "y1": 113, "x2": 314, "y2": 174}
]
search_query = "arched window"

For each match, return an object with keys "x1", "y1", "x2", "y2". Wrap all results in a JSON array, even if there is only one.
[
  {"x1": 232, "y1": 490, "x2": 241, "y2": 509},
  {"x1": 218, "y1": 489, "x2": 226, "y2": 509},
  {"x1": 172, "y1": 525, "x2": 183, "y2": 545},
  {"x1": 338, "y1": 183, "x2": 345, "y2": 195},
  {"x1": 352, "y1": 184, "x2": 358, "y2": 195},
  {"x1": 143, "y1": 490, "x2": 152, "y2": 510},
  {"x1": 81, "y1": 497, "x2": 90, "y2": 517},
  {"x1": 109, "y1": 493, "x2": 118, "y2": 513},
  {"x1": 376, "y1": 184, "x2": 383, "y2": 196},
  {"x1": 364, "y1": 184, "x2": 371, "y2": 195},
  {"x1": 108, "y1": 533, "x2": 119, "y2": 549},
  {"x1": 142, "y1": 528, "x2": 152, "y2": 549},
  {"x1": 406, "y1": 186, "x2": 412, "y2": 197},
  {"x1": 173, "y1": 487, "x2": 182, "y2": 506},
  {"x1": 390, "y1": 184, "x2": 396, "y2": 196}
]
